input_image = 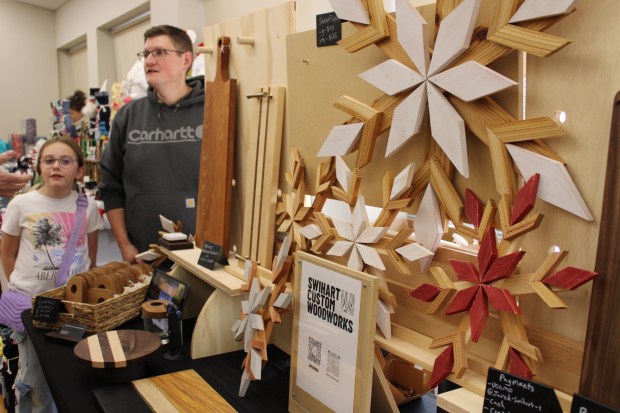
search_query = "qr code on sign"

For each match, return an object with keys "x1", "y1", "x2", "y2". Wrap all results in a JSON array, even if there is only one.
[
  {"x1": 327, "y1": 349, "x2": 340, "y2": 381},
  {"x1": 308, "y1": 336, "x2": 321, "y2": 366}
]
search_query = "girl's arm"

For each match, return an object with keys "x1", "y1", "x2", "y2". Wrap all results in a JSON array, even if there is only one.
[
  {"x1": 88, "y1": 230, "x2": 99, "y2": 269},
  {"x1": 1, "y1": 233, "x2": 20, "y2": 282}
]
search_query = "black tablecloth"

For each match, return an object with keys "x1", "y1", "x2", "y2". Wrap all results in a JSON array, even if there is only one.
[{"x1": 22, "y1": 311, "x2": 290, "y2": 413}]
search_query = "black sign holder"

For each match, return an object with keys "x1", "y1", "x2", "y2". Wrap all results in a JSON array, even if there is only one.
[
  {"x1": 316, "y1": 12, "x2": 342, "y2": 47},
  {"x1": 571, "y1": 393, "x2": 620, "y2": 413},
  {"x1": 483, "y1": 367, "x2": 562, "y2": 413},
  {"x1": 32, "y1": 295, "x2": 61, "y2": 323},
  {"x1": 197, "y1": 240, "x2": 229, "y2": 270}
]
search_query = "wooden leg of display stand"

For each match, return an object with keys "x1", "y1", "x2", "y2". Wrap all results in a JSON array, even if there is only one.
[
  {"x1": 371, "y1": 354, "x2": 399, "y2": 413},
  {"x1": 168, "y1": 265, "x2": 246, "y2": 359},
  {"x1": 190, "y1": 289, "x2": 245, "y2": 359}
]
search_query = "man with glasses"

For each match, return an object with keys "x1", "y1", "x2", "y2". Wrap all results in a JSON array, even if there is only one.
[{"x1": 99, "y1": 25, "x2": 204, "y2": 262}]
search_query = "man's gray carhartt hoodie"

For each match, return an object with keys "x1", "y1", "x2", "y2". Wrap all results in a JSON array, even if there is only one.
[{"x1": 99, "y1": 77, "x2": 205, "y2": 252}]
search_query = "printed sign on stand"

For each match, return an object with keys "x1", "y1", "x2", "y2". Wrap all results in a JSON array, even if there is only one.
[{"x1": 289, "y1": 252, "x2": 378, "y2": 413}]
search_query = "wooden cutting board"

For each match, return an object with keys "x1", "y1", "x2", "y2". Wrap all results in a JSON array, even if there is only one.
[
  {"x1": 195, "y1": 36, "x2": 237, "y2": 253},
  {"x1": 74, "y1": 330, "x2": 161, "y2": 369},
  {"x1": 132, "y1": 369, "x2": 236, "y2": 413}
]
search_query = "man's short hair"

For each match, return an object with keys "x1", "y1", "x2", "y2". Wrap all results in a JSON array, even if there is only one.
[{"x1": 144, "y1": 25, "x2": 194, "y2": 73}]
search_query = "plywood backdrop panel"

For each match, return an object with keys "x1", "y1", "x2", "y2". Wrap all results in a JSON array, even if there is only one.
[
  {"x1": 517, "y1": 0, "x2": 620, "y2": 343},
  {"x1": 285, "y1": 0, "x2": 616, "y2": 401},
  {"x1": 285, "y1": 6, "x2": 513, "y2": 212},
  {"x1": 203, "y1": 1, "x2": 295, "y2": 257}
]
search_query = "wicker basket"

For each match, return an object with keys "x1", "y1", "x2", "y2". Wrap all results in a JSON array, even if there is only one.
[{"x1": 31, "y1": 283, "x2": 149, "y2": 333}]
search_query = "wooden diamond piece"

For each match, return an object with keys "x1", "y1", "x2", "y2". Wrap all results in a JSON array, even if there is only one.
[
  {"x1": 359, "y1": 59, "x2": 424, "y2": 96},
  {"x1": 317, "y1": 123, "x2": 364, "y2": 157},
  {"x1": 428, "y1": 0, "x2": 482, "y2": 76},
  {"x1": 510, "y1": 173, "x2": 540, "y2": 225},
  {"x1": 449, "y1": 259, "x2": 479, "y2": 283},
  {"x1": 409, "y1": 283, "x2": 442, "y2": 302},
  {"x1": 429, "y1": 345, "x2": 454, "y2": 389},
  {"x1": 543, "y1": 266, "x2": 597, "y2": 290},
  {"x1": 445, "y1": 285, "x2": 479, "y2": 315},
  {"x1": 482, "y1": 250, "x2": 525, "y2": 283},
  {"x1": 428, "y1": 61, "x2": 517, "y2": 102},
  {"x1": 506, "y1": 144, "x2": 593, "y2": 221},
  {"x1": 470, "y1": 287, "x2": 489, "y2": 342},
  {"x1": 395, "y1": 0, "x2": 428, "y2": 76},
  {"x1": 509, "y1": 0, "x2": 577, "y2": 24},
  {"x1": 465, "y1": 188, "x2": 484, "y2": 229},
  {"x1": 328, "y1": 0, "x2": 370, "y2": 24},
  {"x1": 482, "y1": 285, "x2": 520, "y2": 314},
  {"x1": 508, "y1": 348, "x2": 533, "y2": 380},
  {"x1": 478, "y1": 227, "x2": 498, "y2": 278}
]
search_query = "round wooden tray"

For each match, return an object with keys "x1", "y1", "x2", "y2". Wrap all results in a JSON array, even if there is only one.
[{"x1": 74, "y1": 330, "x2": 161, "y2": 369}]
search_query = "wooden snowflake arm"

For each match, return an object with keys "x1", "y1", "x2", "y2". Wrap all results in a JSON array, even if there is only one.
[
  {"x1": 487, "y1": 24, "x2": 571, "y2": 57},
  {"x1": 285, "y1": 148, "x2": 304, "y2": 189},
  {"x1": 420, "y1": 267, "x2": 456, "y2": 314},
  {"x1": 338, "y1": 0, "x2": 389, "y2": 53},
  {"x1": 334, "y1": 95, "x2": 383, "y2": 168},
  {"x1": 529, "y1": 281, "x2": 567, "y2": 309},
  {"x1": 430, "y1": 158, "x2": 463, "y2": 225}
]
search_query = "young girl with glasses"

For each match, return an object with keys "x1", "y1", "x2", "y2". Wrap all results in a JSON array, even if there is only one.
[{"x1": 1, "y1": 135, "x2": 103, "y2": 413}]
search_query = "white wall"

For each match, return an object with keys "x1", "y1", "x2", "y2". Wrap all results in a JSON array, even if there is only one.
[
  {"x1": 203, "y1": 0, "x2": 333, "y2": 32},
  {"x1": 55, "y1": 0, "x2": 206, "y2": 89},
  {"x1": 0, "y1": 0, "x2": 58, "y2": 138},
  {"x1": 0, "y1": 0, "x2": 339, "y2": 140}
]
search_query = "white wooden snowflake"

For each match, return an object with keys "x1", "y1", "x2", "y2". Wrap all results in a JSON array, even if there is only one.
[
  {"x1": 231, "y1": 268, "x2": 272, "y2": 396},
  {"x1": 328, "y1": 196, "x2": 388, "y2": 271},
  {"x1": 358, "y1": 0, "x2": 517, "y2": 178}
]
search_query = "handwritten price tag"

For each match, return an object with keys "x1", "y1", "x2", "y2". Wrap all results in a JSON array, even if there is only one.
[{"x1": 316, "y1": 12, "x2": 342, "y2": 47}]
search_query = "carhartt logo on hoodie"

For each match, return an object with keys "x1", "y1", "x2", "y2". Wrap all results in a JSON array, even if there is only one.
[{"x1": 127, "y1": 125, "x2": 203, "y2": 143}]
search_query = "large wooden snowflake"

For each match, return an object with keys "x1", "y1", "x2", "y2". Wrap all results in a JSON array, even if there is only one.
[{"x1": 313, "y1": 0, "x2": 597, "y2": 389}]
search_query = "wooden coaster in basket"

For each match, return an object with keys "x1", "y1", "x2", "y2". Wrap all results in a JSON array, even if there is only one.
[
  {"x1": 66, "y1": 276, "x2": 88, "y2": 303},
  {"x1": 88, "y1": 288, "x2": 114, "y2": 304},
  {"x1": 107, "y1": 261, "x2": 130, "y2": 271},
  {"x1": 98, "y1": 274, "x2": 123, "y2": 294},
  {"x1": 81, "y1": 271, "x2": 97, "y2": 288}
]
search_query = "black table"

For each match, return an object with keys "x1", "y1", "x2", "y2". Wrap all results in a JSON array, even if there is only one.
[{"x1": 22, "y1": 311, "x2": 290, "y2": 413}]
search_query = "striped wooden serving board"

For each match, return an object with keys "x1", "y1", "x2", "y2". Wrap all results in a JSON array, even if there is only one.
[
  {"x1": 133, "y1": 369, "x2": 236, "y2": 413},
  {"x1": 73, "y1": 330, "x2": 161, "y2": 369}
]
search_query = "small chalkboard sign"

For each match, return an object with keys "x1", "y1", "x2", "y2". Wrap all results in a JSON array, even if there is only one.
[
  {"x1": 197, "y1": 240, "x2": 229, "y2": 270},
  {"x1": 571, "y1": 393, "x2": 619, "y2": 413},
  {"x1": 483, "y1": 368, "x2": 562, "y2": 413},
  {"x1": 316, "y1": 12, "x2": 342, "y2": 47},
  {"x1": 32, "y1": 296, "x2": 61, "y2": 323}
]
